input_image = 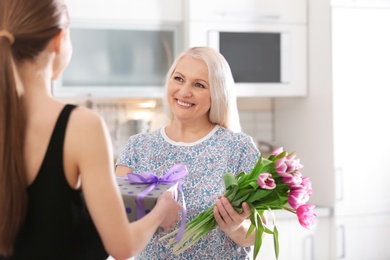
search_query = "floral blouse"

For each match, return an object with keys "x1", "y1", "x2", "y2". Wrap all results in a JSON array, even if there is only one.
[{"x1": 116, "y1": 125, "x2": 260, "y2": 260}]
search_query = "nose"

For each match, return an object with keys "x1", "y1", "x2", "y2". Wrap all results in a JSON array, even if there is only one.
[{"x1": 178, "y1": 83, "x2": 192, "y2": 97}]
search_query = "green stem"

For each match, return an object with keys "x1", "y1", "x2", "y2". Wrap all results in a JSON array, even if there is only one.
[{"x1": 282, "y1": 206, "x2": 296, "y2": 214}]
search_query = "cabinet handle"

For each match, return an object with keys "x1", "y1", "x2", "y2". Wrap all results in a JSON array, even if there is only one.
[
  {"x1": 337, "y1": 225, "x2": 346, "y2": 259},
  {"x1": 214, "y1": 11, "x2": 280, "y2": 20},
  {"x1": 335, "y1": 167, "x2": 344, "y2": 201},
  {"x1": 303, "y1": 235, "x2": 314, "y2": 260}
]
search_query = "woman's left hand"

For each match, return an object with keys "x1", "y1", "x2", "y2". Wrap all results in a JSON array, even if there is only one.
[{"x1": 213, "y1": 196, "x2": 251, "y2": 234}]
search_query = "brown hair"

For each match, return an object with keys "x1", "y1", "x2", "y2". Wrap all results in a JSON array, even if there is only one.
[{"x1": 0, "y1": 0, "x2": 68, "y2": 256}]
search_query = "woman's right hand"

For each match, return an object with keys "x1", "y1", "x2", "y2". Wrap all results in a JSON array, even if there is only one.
[{"x1": 155, "y1": 189, "x2": 182, "y2": 232}]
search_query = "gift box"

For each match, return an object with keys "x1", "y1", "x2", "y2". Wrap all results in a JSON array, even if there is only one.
[
  {"x1": 115, "y1": 164, "x2": 188, "y2": 241},
  {"x1": 117, "y1": 177, "x2": 179, "y2": 222}
]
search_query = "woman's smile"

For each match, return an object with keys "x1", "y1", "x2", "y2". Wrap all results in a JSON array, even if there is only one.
[{"x1": 176, "y1": 99, "x2": 194, "y2": 108}]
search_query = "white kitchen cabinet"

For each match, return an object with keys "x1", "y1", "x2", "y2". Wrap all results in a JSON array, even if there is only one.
[
  {"x1": 330, "y1": 7, "x2": 390, "y2": 259},
  {"x1": 255, "y1": 215, "x2": 330, "y2": 260},
  {"x1": 187, "y1": 0, "x2": 307, "y2": 24},
  {"x1": 66, "y1": 0, "x2": 183, "y2": 23},
  {"x1": 273, "y1": 1, "x2": 390, "y2": 259},
  {"x1": 55, "y1": 0, "x2": 184, "y2": 99},
  {"x1": 185, "y1": 0, "x2": 308, "y2": 97},
  {"x1": 331, "y1": 6, "x2": 390, "y2": 216},
  {"x1": 331, "y1": 0, "x2": 390, "y2": 8},
  {"x1": 333, "y1": 214, "x2": 390, "y2": 260}
]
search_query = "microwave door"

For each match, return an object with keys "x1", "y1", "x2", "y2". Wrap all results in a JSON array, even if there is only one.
[{"x1": 208, "y1": 30, "x2": 291, "y2": 84}]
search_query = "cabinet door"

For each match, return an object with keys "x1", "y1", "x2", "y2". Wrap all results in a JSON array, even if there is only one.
[
  {"x1": 335, "y1": 214, "x2": 390, "y2": 260},
  {"x1": 255, "y1": 220, "x2": 292, "y2": 260},
  {"x1": 331, "y1": 0, "x2": 390, "y2": 8},
  {"x1": 331, "y1": 7, "x2": 390, "y2": 215},
  {"x1": 67, "y1": 0, "x2": 183, "y2": 22},
  {"x1": 188, "y1": 0, "x2": 307, "y2": 24},
  {"x1": 255, "y1": 218, "x2": 328, "y2": 260}
]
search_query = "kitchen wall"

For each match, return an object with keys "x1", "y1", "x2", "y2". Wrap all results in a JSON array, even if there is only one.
[{"x1": 61, "y1": 0, "x2": 280, "y2": 158}]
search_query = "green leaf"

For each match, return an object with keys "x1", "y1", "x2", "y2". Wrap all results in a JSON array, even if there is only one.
[
  {"x1": 253, "y1": 213, "x2": 264, "y2": 260},
  {"x1": 248, "y1": 204, "x2": 257, "y2": 226},
  {"x1": 263, "y1": 226, "x2": 274, "y2": 234},
  {"x1": 247, "y1": 180, "x2": 259, "y2": 189},
  {"x1": 273, "y1": 151, "x2": 288, "y2": 161},
  {"x1": 261, "y1": 163, "x2": 276, "y2": 174},
  {"x1": 246, "y1": 189, "x2": 272, "y2": 204},
  {"x1": 230, "y1": 194, "x2": 250, "y2": 207},
  {"x1": 223, "y1": 173, "x2": 238, "y2": 190},
  {"x1": 246, "y1": 223, "x2": 256, "y2": 238},
  {"x1": 273, "y1": 225, "x2": 280, "y2": 259},
  {"x1": 236, "y1": 171, "x2": 246, "y2": 179},
  {"x1": 249, "y1": 156, "x2": 264, "y2": 177}
]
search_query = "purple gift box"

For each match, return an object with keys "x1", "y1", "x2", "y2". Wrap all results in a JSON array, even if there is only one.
[
  {"x1": 116, "y1": 164, "x2": 188, "y2": 241},
  {"x1": 117, "y1": 177, "x2": 178, "y2": 222}
]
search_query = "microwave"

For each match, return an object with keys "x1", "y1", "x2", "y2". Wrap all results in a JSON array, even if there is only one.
[
  {"x1": 188, "y1": 22, "x2": 307, "y2": 97},
  {"x1": 52, "y1": 22, "x2": 182, "y2": 98}
]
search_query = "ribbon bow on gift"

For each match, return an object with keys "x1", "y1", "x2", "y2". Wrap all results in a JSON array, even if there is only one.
[{"x1": 127, "y1": 164, "x2": 188, "y2": 241}]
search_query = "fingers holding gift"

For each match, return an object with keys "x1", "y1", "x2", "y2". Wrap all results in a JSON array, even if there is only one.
[
  {"x1": 157, "y1": 190, "x2": 182, "y2": 232},
  {"x1": 159, "y1": 211, "x2": 181, "y2": 232}
]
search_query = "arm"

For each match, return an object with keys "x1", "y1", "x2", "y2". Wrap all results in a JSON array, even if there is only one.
[
  {"x1": 213, "y1": 134, "x2": 265, "y2": 247},
  {"x1": 68, "y1": 108, "x2": 181, "y2": 260},
  {"x1": 116, "y1": 165, "x2": 132, "y2": 177}
]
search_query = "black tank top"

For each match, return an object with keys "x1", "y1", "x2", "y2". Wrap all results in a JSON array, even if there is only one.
[{"x1": 3, "y1": 105, "x2": 108, "y2": 260}]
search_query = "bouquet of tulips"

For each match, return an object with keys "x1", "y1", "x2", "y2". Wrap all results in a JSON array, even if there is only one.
[{"x1": 161, "y1": 147, "x2": 316, "y2": 260}]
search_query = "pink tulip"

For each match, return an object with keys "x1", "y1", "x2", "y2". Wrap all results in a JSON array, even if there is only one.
[
  {"x1": 288, "y1": 188, "x2": 310, "y2": 209},
  {"x1": 275, "y1": 158, "x2": 290, "y2": 177},
  {"x1": 285, "y1": 157, "x2": 303, "y2": 173},
  {"x1": 257, "y1": 173, "x2": 276, "y2": 190},
  {"x1": 271, "y1": 147, "x2": 284, "y2": 156},
  {"x1": 296, "y1": 204, "x2": 316, "y2": 229},
  {"x1": 297, "y1": 177, "x2": 313, "y2": 196},
  {"x1": 275, "y1": 157, "x2": 303, "y2": 177},
  {"x1": 283, "y1": 171, "x2": 303, "y2": 187}
]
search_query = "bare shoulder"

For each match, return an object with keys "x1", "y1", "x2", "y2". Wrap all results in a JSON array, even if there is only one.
[
  {"x1": 69, "y1": 106, "x2": 105, "y2": 127},
  {"x1": 66, "y1": 106, "x2": 109, "y2": 144}
]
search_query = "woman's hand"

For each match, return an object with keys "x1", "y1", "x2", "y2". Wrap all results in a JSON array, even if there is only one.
[
  {"x1": 213, "y1": 196, "x2": 255, "y2": 246},
  {"x1": 156, "y1": 188, "x2": 182, "y2": 232},
  {"x1": 213, "y1": 196, "x2": 251, "y2": 234}
]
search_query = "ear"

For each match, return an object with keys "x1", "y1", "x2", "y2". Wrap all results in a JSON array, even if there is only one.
[{"x1": 53, "y1": 29, "x2": 65, "y2": 54}]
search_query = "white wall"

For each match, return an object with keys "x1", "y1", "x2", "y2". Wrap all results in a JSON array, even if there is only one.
[{"x1": 274, "y1": 0, "x2": 335, "y2": 208}]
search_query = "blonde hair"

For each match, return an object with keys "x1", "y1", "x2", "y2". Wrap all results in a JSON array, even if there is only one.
[{"x1": 162, "y1": 46, "x2": 241, "y2": 132}]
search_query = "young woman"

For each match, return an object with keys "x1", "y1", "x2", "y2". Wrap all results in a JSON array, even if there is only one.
[{"x1": 0, "y1": 0, "x2": 181, "y2": 259}]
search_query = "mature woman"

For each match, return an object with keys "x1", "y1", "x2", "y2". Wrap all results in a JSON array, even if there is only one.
[{"x1": 116, "y1": 46, "x2": 261, "y2": 259}]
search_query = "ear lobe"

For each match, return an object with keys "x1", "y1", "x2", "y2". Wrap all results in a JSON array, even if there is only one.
[{"x1": 53, "y1": 29, "x2": 65, "y2": 54}]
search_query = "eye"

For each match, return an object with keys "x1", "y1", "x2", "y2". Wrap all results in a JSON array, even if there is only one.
[
  {"x1": 174, "y1": 76, "x2": 184, "y2": 82},
  {"x1": 194, "y1": 82, "x2": 206, "y2": 89}
]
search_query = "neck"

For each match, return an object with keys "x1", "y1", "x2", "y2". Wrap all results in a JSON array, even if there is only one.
[
  {"x1": 17, "y1": 57, "x2": 55, "y2": 113},
  {"x1": 165, "y1": 119, "x2": 216, "y2": 143}
]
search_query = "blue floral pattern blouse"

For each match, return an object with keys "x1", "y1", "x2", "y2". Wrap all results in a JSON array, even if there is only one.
[{"x1": 116, "y1": 125, "x2": 260, "y2": 260}]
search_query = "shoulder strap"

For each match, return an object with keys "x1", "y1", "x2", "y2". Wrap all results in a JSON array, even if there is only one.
[
  {"x1": 44, "y1": 104, "x2": 77, "y2": 168},
  {"x1": 47, "y1": 104, "x2": 76, "y2": 154}
]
